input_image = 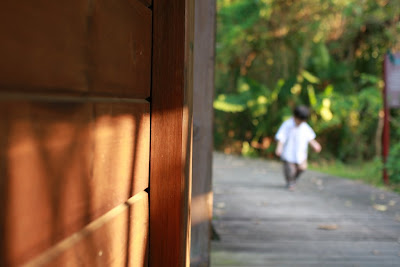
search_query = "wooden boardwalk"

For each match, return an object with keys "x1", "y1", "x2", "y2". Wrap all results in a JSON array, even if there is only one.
[{"x1": 211, "y1": 153, "x2": 400, "y2": 267}]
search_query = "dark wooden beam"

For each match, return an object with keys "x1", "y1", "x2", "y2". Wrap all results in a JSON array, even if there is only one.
[{"x1": 150, "y1": 0, "x2": 194, "y2": 266}]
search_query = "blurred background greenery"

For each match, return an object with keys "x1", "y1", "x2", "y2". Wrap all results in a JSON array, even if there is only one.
[{"x1": 213, "y1": 0, "x2": 400, "y2": 189}]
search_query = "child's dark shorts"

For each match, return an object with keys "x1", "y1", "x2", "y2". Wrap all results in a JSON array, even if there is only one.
[{"x1": 283, "y1": 160, "x2": 307, "y2": 184}]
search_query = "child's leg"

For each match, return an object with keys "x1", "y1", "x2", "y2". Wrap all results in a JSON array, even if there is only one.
[
  {"x1": 294, "y1": 168, "x2": 303, "y2": 181},
  {"x1": 283, "y1": 161, "x2": 296, "y2": 186},
  {"x1": 294, "y1": 161, "x2": 308, "y2": 181}
]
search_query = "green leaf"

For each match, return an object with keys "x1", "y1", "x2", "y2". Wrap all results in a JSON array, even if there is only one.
[
  {"x1": 302, "y1": 70, "x2": 320, "y2": 84},
  {"x1": 213, "y1": 94, "x2": 247, "y2": 112}
]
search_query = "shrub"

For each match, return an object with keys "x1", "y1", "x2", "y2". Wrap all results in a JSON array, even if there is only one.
[{"x1": 386, "y1": 142, "x2": 400, "y2": 184}]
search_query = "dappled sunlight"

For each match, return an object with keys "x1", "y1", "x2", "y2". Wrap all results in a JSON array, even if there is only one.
[
  {"x1": 191, "y1": 192, "x2": 213, "y2": 226},
  {"x1": 0, "y1": 102, "x2": 150, "y2": 266},
  {"x1": 92, "y1": 114, "x2": 135, "y2": 212},
  {"x1": 320, "y1": 98, "x2": 333, "y2": 121},
  {"x1": 4, "y1": 104, "x2": 93, "y2": 265},
  {"x1": 24, "y1": 192, "x2": 149, "y2": 266}
]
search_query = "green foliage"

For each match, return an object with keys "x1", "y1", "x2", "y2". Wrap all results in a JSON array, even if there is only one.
[
  {"x1": 214, "y1": 0, "x2": 400, "y2": 183},
  {"x1": 386, "y1": 128, "x2": 400, "y2": 184},
  {"x1": 386, "y1": 144, "x2": 400, "y2": 184},
  {"x1": 310, "y1": 158, "x2": 383, "y2": 188}
]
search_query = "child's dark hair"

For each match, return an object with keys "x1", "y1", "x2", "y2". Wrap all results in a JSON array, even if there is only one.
[{"x1": 293, "y1": 105, "x2": 310, "y2": 121}]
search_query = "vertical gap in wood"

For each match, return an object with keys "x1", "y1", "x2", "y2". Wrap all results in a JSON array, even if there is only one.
[
  {"x1": 183, "y1": 0, "x2": 194, "y2": 266},
  {"x1": 146, "y1": 2, "x2": 154, "y2": 267}
]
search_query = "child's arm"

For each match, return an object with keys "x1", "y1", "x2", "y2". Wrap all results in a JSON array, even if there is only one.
[
  {"x1": 275, "y1": 141, "x2": 284, "y2": 156},
  {"x1": 309, "y1": 139, "x2": 321, "y2": 153}
]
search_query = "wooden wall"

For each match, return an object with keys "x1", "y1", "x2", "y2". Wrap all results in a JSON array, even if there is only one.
[
  {"x1": 0, "y1": 0, "x2": 194, "y2": 266},
  {"x1": 191, "y1": 0, "x2": 216, "y2": 266},
  {"x1": 0, "y1": 0, "x2": 152, "y2": 264}
]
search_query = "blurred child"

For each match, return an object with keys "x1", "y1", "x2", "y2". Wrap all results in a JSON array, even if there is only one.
[{"x1": 275, "y1": 106, "x2": 321, "y2": 191}]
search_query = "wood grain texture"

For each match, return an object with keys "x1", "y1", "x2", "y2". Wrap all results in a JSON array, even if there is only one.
[
  {"x1": 0, "y1": 0, "x2": 88, "y2": 92},
  {"x1": 24, "y1": 192, "x2": 149, "y2": 267},
  {"x1": 150, "y1": 0, "x2": 194, "y2": 266},
  {"x1": 127, "y1": 193, "x2": 150, "y2": 267},
  {"x1": 0, "y1": 101, "x2": 149, "y2": 266},
  {"x1": 90, "y1": 0, "x2": 152, "y2": 98},
  {"x1": 0, "y1": 0, "x2": 152, "y2": 98},
  {"x1": 190, "y1": 0, "x2": 216, "y2": 265},
  {"x1": 93, "y1": 103, "x2": 150, "y2": 198}
]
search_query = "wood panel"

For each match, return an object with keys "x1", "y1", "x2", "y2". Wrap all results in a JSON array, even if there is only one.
[
  {"x1": 0, "y1": 0, "x2": 88, "y2": 92},
  {"x1": 90, "y1": 0, "x2": 152, "y2": 98},
  {"x1": 23, "y1": 192, "x2": 149, "y2": 267},
  {"x1": 127, "y1": 192, "x2": 150, "y2": 267},
  {"x1": 0, "y1": 0, "x2": 152, "y2": 98},
  {"x1": 0, "y1": 101, "x2": 149, "y2": 266},
  {"x1": 93, "y1": 102, "x2": 150, "y2": 198},
  {"x1": 150, "y1": 0, "x2": 193, "y2": 266},
  {"x1": 190, "y1": 0, "x2": 216, "y2": 265}
]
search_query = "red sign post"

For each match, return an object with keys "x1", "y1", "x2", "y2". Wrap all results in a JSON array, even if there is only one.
[{"x1": 383, "y1": 53, "x2": 400, "y2": 184}]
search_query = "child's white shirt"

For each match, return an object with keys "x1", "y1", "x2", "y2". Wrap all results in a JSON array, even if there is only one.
[{"x1": 275, "y1": 117, "x2": 316, "y2": 164}]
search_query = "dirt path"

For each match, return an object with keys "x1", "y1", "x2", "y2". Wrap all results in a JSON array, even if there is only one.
[{"x1": 211, "y1": 153, "x2": 400, "y2": 267}]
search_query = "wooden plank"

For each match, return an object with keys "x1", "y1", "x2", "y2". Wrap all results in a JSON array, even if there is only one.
[
  {"x1": 150, "y1": 0, "x2": 193, "y2": 266},
  {"x1": 190, "y1": 0, "x2": 216, "y2": 265},
  {"x1": 93, "y1": 103, "x2": 150, "y2": 198},
  {"x1": 0, "y1": 101, "x2": 149, "y2": 266},
  {"x1": 0, "y1": 0, "x2": 88, "y2": 92},
  {"x1": 90, "y1": 0, "x2": 152, "y2": 98},
  {"x1": 0, "y1": 102, "x2": 93, "y2": 266},
  {"x1": 0, "y1": 0, "x2": 152, "y2": 99},
  {"x1": 127, "y1": 192, "x2": 150, "y2": 267},
  {"x1": 23, "y1": 192, "x2": 149, "y2": 267}
]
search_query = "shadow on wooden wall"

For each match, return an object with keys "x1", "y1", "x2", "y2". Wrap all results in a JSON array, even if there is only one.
[{"x1": 0, "y1": 102, "x2": 150, "y2": 266}]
